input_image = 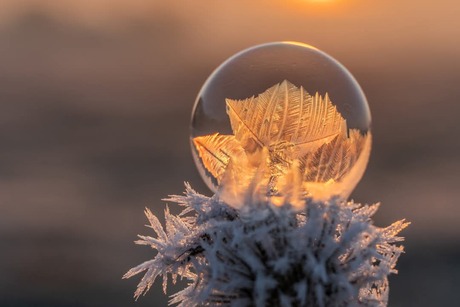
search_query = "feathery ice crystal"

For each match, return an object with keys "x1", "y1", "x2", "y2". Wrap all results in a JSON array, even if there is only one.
[
  {"x1": 190, "y1": 42, "x2": 371, "y2": 202},
  {"x1": 123, "y1": 183, "x2": 408, "y2": 306}
]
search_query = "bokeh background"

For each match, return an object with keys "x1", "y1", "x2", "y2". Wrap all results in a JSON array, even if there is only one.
[{"x1": 1, "y1": 1, "x2": 459, "y2": 306}]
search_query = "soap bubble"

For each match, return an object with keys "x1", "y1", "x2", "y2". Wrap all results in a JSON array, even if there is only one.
[{"x1": 191, "y1": 42, "x2": 371, "y2": 202}]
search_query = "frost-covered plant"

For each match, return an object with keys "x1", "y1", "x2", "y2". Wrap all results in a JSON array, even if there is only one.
[{"x1": 123, "y1": 183, "x2": 408, "y2": 306}]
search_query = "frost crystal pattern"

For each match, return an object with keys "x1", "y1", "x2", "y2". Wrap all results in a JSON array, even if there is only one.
[
  {"x1": 192, "y1": 80, "x2": 371, "y2": 205},
  {"x1": 124, "y1": 184, "x2": 408, "y2": 307}
]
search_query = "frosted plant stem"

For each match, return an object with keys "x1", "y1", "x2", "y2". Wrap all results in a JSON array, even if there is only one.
[{"x1": 123, "y1": 183, "x2": 408, "y2": 307}]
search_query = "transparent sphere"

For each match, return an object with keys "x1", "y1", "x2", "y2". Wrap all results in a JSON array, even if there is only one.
[{"x1": 191, "y1": 42, "x2": 371, "y2": 202}]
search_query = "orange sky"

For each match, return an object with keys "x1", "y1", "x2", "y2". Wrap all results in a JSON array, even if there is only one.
[
  {"x1": 0, "y1": 0, "x2": 459, "y2": 111},
  {"x1": 0, "y1": 0, "x2": 458, "y2": 30},
  {"x1": 0, "y1": 0, "x2": 458, "y2": 77},
  {"x1": 0, "y1": 1, "x2": 458, "y2": 90}
]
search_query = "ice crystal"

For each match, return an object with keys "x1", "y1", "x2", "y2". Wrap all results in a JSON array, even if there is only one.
[
  {"x1": 192, "y1": 80, "x2": 371, "y2": 204},
  {"x1": 124, "y1": 183, "x2": 408, "y2": 306}
]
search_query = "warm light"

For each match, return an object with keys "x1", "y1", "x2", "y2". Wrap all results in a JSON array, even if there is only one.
[
  {"x1": 193, "y1": 80, "x2": 371, "y2": 203},
  {"x1": 282, "y1": 41, "x2": 318, "y2": 50},
  {"x1": 300, "y1": 0, "x2": 338, "y2": 4},
  {"x1": 286, "y1": 0, "x2": 352, "y2": 16}
]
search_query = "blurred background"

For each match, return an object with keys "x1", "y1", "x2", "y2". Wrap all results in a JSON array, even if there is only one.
[{"x1": 0, "y1": 0, "x2": 459, "y2": 306}]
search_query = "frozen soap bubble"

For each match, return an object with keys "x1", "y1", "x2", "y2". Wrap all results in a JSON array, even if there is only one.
[{"x1": 191, "y1": 42, "x2": 371, "y2": 204}]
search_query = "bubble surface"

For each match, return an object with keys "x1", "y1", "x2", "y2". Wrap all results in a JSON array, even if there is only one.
[{"x1": 191, "y1": 42, "x2": 371, "y2": 202}]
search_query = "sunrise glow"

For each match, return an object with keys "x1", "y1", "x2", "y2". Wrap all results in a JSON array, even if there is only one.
[
  {"x1": 308, "y1": 0, "x2": 336, "y2": 2},
  {"x1": 285, "y1": 0, "x2": 353, "y2": 16}
]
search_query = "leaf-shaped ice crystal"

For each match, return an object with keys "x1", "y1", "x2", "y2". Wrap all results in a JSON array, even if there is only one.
[
  {"x1": 193, "y1": 133, "x2": 248, "y2": 181},
  {"x1": 192, "y1": 80, "x2": 371, "y2": 203},
  {"x1": 226, "y1": 80, "x2": 347, "y2": 157}
]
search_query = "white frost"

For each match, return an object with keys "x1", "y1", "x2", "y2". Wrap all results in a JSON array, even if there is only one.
[{"x1": 124, "y1": 183, "x2": 408, "y2": 306}]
